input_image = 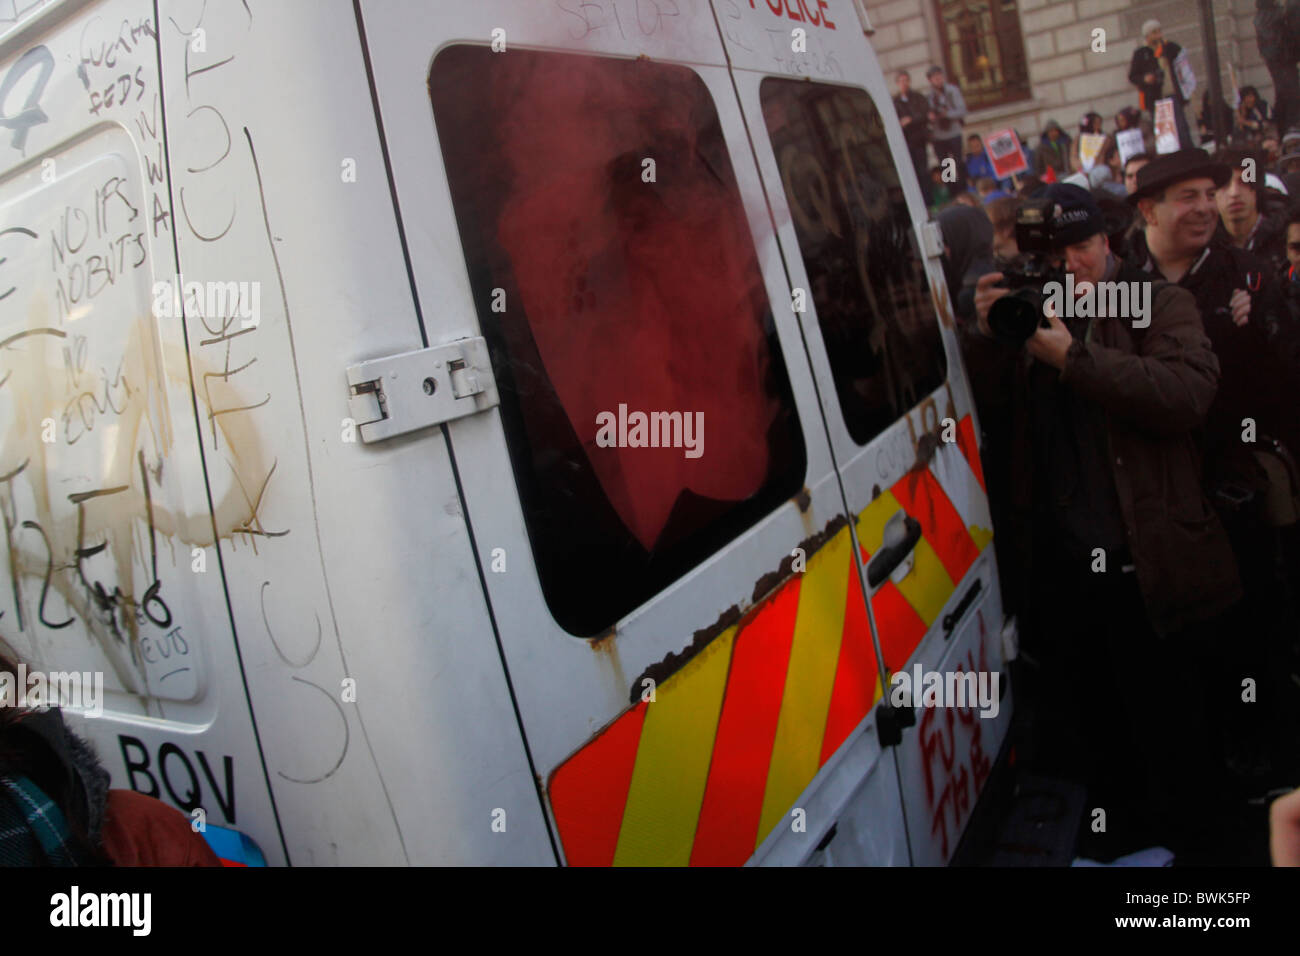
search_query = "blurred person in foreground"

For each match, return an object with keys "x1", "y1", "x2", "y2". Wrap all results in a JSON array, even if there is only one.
[
  {"x1": 1274, "y1": 786, "x2": 1300, "y2": 865},
  {"x1": 0, "y1": 649, "x2": 220, "y2": 866},
  {"x1": 938, "y1": 203, "x2": 995, "y2": 324}
]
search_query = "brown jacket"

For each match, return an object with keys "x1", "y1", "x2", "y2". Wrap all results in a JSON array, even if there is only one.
[
  {"x1": 101, "y1": 789, "x2": 222, "y2": 866},
  {"x1": 962, "y1": 262, "x2": 1242, "y2": 635}
]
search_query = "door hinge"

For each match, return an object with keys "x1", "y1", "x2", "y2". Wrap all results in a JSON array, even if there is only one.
[{"x1": 345, "y1": 337, "x2": 498, "y2": 443}]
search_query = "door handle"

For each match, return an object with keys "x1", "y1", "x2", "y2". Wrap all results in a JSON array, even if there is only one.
[{"x1": 866, "y1": 510, "x2": 922, "y2": 589}]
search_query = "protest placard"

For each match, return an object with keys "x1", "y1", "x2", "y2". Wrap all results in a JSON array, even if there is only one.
[{"x1": 985, "y1": 128, "x2": 1029, "y2": 178}]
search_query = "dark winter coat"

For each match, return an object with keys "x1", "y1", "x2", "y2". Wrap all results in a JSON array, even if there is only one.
[
  {"x1": 1129, "y1": 40, "x2": 1186, "y2": 110},
  {"x1": 1127, "y1": 232, "x2": 1297, "y2": 491},
  {"x1": 938, "y1": 205, "x2": 994, "y2": 323},
  {"x1": 961, "y1": 258, "x2": 1242, "y2": 635},
  {"x1": 1212, "y1": 195, "x2": 1289, "y2": 274},
  {"x1": 0, "y1": 706, "x2": 221, "y2": 866},
  {"x1": 893, "y1": 91, "x2": 930, "y2": 150},
  {"x1": 1035, "y1": 123, "x2": 1072, "y2": 177}
]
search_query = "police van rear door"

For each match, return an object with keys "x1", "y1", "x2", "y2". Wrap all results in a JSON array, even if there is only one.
[
  {"x1": 360, "y1": 0, "x2": 912, "y2": 865},
  {"x1": 713, "y1": 0, "x2": 1013, "y2": 864},
  {"x1": 0, "y1": 0, "x2": 286, "y2": 860}
]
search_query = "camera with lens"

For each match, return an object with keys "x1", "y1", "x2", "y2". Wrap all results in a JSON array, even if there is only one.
[{"x1": 989, "y1": 197, "x2": 1066, "y2": 344}]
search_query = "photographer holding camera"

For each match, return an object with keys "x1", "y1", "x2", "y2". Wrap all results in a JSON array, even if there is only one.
[{"x1": 965, "y1": 183, "x2": 1241, "y2": 859}]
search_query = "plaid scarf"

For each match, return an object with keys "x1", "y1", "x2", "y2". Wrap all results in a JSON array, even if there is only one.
[{"x1": 0, "y1": 774, "x2": 99, "y2": 866}]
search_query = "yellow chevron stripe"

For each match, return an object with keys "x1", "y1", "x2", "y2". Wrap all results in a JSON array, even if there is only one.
[
  {"x1": 757, "y1": 527, "x2": 853, "y2": 844},
  {"x1": 856, "y1": 489, "x2": 902, "y2": 554},
  {"x1": 613, "y1": 625, "x2": 737, "y2": 867},
  {"x1": 893, "y1": 536, "x2": 955, "y2": 626}
]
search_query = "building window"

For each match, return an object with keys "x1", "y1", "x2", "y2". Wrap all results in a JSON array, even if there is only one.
[{"x1": 934, "y1": 0, "x2": 1031, "y2": 110}]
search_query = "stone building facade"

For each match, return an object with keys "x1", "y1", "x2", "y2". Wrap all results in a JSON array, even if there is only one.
[{"x1": 863, "y1": 0, "x2": 1276, "y2": 150}]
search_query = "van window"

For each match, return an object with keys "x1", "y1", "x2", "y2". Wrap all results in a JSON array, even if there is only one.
[
  {"x1": 759, "y1": 78, "x2": 947, "y2": 446},
  {"x1": 428, "y1": 46, "x2": 806, "y2": 637}
]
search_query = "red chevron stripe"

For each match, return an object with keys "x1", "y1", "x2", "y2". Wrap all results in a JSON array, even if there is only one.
[
  {"x1": 550, "y1": 702, "x2": 647, "y2": 866},
  {"x1": 689, "y1": 578, "x2": 801, "y2": 866},
  {"x1": 956, "y1": 415, "x2": 986, "y2": 494},
  {"x1": 819, "y1": 557, "x2": 880, "y2": 764},
  {"x1": 891, "y1": 468, "x2": 979, "y2": 584}
]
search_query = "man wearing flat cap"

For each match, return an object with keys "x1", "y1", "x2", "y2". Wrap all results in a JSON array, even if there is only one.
[{"x1": 965, "y1": 182, "x2": 1240, "y2": 860}]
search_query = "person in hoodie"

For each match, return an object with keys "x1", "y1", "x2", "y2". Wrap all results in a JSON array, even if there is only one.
[
  {"x1": 965, "y1": 133, "x2": 994, "y2": 185},
  {"x1": 1034, "y1": 120, "x2": 1071, "y2": 179},
  {"x1": 938, "y1": 203, "x2": 995, "y2": 325}
]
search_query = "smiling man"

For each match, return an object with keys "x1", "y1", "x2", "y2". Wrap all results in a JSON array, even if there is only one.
[
  {"x1": 1126, "y1": 150, "x2": 1286, "y2": 478},
  {"x1": 1128, "y1": 151, "x2": 1299, "y2": 797}
]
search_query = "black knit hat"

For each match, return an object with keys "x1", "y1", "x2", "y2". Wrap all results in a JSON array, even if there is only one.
[{"x1": 1043, "y1": 183, "x2": 1106, "y2": 247}]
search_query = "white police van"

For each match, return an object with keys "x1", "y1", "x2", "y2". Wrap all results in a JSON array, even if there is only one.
[{"x1": 0, "y1": 0, "x2": 1011, "y2": 865}]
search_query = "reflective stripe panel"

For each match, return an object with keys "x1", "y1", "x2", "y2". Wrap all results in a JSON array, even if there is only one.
[
  {"x1": 892, "y1": 535, "x2": 954, "y2": 627},
  {"x1": 690, "y1": 579, "x2": 801, "y2": 866},
  {"x1": 862, "y1": 571, "x2": 930, "y2": 674},
  {"x1": 819, "y1": 556, "x2": 881, "y2": 765},
  {"x1": 549, "y1": 415, "x2": 994, "y2": 866},
  {"x1": 613, "y1": 625, "x2": 736, "y2": 867},
  {"x1": 956, "y1": 414, "x2": 986, "y2": 494},
  {"x1": 930, "y1": 437, "x2": 994, "y2": 556},
  {"x1": 550, "y1": 702, "x2": 647, "y2": 866},
  {"x1": 892, "y1": 467, "x2": 980, "y2": 585},
  {"x1": 758, "y1": 527, "x2": 853, "y2": 843}
]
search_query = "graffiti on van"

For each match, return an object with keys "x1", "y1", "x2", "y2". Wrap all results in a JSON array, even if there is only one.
[
  {"x1": 717, "y1": 0, "x2": 843, "y2": 76},
  {"x1": 0, "y1": 10, "x2": 284, "y2": 703},
  {"x1": 555, "y1": 0, "x2": 680, "y2": 41},
  {"x1": 0, "y1": 44, "x2": 52, "y2": 151},
  {"x1": 920, "y1": 614, "x2": 993, "y2": 858}
]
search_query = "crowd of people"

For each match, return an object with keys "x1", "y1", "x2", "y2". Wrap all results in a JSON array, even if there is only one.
[{"x1": 922, "y1": 21, "x2": 1300, "y2": 863}]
